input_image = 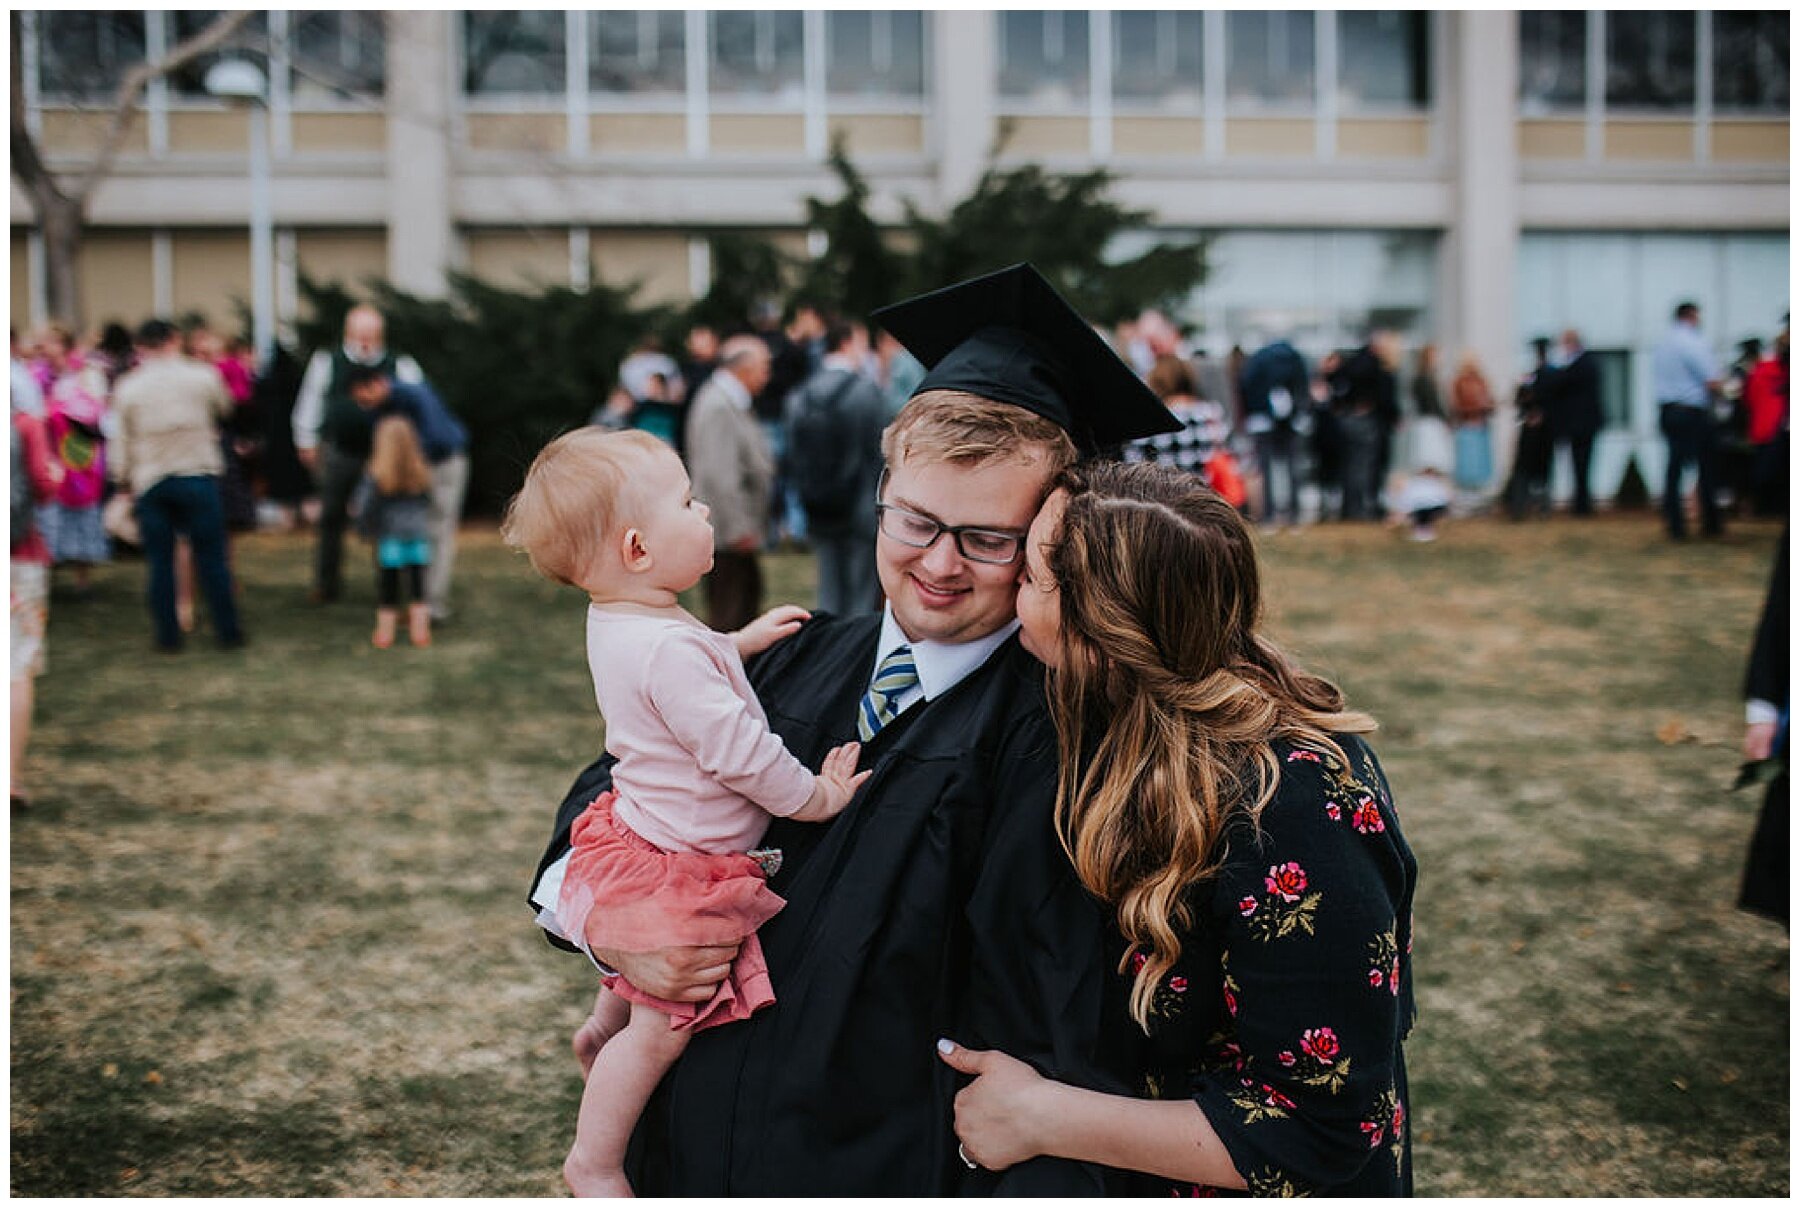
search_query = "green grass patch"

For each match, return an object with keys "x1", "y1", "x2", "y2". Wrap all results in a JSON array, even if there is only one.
[{"x1": 10, "y1": 518, "x2": 1787, "y2": 1194}]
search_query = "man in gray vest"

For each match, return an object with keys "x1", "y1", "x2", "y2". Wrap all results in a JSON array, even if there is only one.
[{"x1": 291, "y1": 304, "x2": 427, "y2": 603}]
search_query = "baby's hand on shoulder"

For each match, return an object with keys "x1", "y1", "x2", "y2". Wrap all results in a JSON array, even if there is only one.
[
  {"x1": 790, "y1": 741, "x2": 871, "y2": 822},
  {"x1": 733, "y1": 605, "x2": 811, "y2": 659}
]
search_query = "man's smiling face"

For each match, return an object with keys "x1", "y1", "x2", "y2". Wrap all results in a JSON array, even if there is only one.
[{"x1": 875, "y1": 452, "x2": 1051, "y2": 646}]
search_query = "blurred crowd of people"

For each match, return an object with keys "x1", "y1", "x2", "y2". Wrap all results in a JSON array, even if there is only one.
[
  {"x1": 10, "y1": 291, "x2": 1788, "y2": 794},
  {"x1": 586, "y1": 294, "x2": 1792, "y2": 630}
]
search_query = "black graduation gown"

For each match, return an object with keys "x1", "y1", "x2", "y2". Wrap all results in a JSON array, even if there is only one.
[
  {"x1": 533, "y1": 613, "x2": 1133, "y2": 1195},
  {"x1": 1739, "y1": 530, "x2": 1788, "y2": 924}
]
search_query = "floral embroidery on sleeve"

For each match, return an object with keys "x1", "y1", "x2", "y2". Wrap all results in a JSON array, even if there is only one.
[
  {"x1": 1241, "y1": 862, "x2": 1322, "y2": 941},
  {"x1": 1359, "y1": 1085, "x2": 1408, "y2": 1176},
  {"x1": 1366, "y1": 927, "x2": 1401, "y2": 996},
  {"x1": 1227, "y1": 1077, "x2": 1298, "y2": 1124},
  {"x1": 1243, "y1": 1167, "x2": 1309, "y2": 1198},
  {"x1": 1275, "y1": 1025, "x2": 1352, "y2": 1094},
  {"x1": 1313, "y1": 751, "x2": 1390, "y2": 834}
]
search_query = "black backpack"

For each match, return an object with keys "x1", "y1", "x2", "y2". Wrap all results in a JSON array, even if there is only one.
[{"x1": 786, "y1": 371, "x2": 862, "y2": 524}]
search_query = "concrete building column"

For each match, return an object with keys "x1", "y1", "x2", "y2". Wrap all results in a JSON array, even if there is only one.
[
  {"x1": 385, "y1": 10, "x2": 454, "y2": 299},
  {"x1": 1448, "y1": 9, "x2": 1522, "y2": 484},
  {"x1": 933, "y1": 11, "x2": 995, "y2": 210}
]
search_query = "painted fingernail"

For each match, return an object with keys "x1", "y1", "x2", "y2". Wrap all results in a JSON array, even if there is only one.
[{"x1": 936, "y1": 1037, "x2": 954, "y2": 1055}]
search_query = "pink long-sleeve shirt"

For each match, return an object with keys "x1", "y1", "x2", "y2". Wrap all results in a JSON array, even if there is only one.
[{"x1": 588, "y1": 605, "x2": 816, "y2": 854}]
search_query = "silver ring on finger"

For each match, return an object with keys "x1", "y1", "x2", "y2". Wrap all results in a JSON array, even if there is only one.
[{"x1": 958, "y1": 1142, "x2": 979, "y2": 1170}]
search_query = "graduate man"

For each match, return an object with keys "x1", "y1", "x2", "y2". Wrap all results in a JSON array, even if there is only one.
[{"x1": 530, "y1": 264, "x2": 1180, "y2": 1195}]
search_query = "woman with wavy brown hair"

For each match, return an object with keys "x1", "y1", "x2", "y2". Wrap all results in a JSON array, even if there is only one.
[{"x1": 937, "y1": 459, "x2": 1418, "y2": 1196}]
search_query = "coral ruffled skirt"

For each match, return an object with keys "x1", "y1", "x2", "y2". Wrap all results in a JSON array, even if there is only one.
[{"x1": 558, "y1": 790, "x2": 784, "y2": 1032}]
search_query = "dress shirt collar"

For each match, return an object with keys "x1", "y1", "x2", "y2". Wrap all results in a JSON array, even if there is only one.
[
  {"x1": 712, "y1": 368, "x2": 753, "y2": 411},
  {"x1": 871, "y1": 604, "x2": 1020, "y2": 701}
]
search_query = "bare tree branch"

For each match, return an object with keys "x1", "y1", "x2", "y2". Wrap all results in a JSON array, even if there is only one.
[
  {"x1": 72, "y1": 9, "x2": 256, "y2": 202},
  {"x1": 10, "y1": 13, "x2": 67, "y2": 210}
]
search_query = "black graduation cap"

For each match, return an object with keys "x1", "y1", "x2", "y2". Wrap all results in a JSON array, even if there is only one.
[{"x1": 871, "y1": 263, "x2": 1181, "y2": 455}]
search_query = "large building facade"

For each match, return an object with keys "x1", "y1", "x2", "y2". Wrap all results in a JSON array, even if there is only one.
[{"x1": 11, "y1": 9, "x2": 1790, "y2": 497}]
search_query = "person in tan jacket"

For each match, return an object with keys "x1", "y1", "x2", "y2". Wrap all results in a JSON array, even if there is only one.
[
  {"x1": 684, "y1": 335, "x2": 774, "y2": 631},
  {"x1": 110, "y1": 319, "x2": 245, "y2": 651}
]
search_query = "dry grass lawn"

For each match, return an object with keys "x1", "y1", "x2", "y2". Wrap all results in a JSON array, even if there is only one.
[{"x1": 10, "y1": 513, "x2": 1788, "y2": 1195}]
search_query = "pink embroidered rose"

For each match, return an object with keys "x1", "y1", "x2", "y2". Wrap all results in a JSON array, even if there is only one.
[
  {"x1": 1277, "y1": 1050, "x2": 1297, "y2": 1067},
  {"x1": 1222, "y1": 984, "x2": 1239, "y2": 1016},
  {"x1": 1238, "y1": 896, "x2": 1259, "y2": 917},
  {"x1": 1360, "y1": 1120, "x2": 1385, "y2": 1148},
  {"x1": 1168, "y1": 975, "x2": 1188, "y2": 994},
  {"x1": 1130, "y1": 951, "x2": 1148, "y2": 973},
  {"x1": 1262, "y1": 1084, "x2": 1296, "y2": 1110},
  {"x1": 1368, "y1": 967, "x2": 1386, "y2": 988},
  {"x1": 1352, "y1": 798, "x2": 1386, "y2": 833},
  {"x1": 1325, "y1": 801, "x2": 1342, "y2": 821},
  {"x1": 1300, "y1": 1026, "x2": 1340, "y2": 1062},
  {"x1": 1264, "y1": 862, "x2": 1307, "y2": 902},
  {"x1": 1287, "y1": 749, "x2": 1321, "y2": 764}
]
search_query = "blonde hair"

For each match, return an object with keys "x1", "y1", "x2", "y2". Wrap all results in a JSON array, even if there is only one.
[
  {"x1": 881, "y1": 389, "x2": 1078, "y2": 473},
  {"x1": 1042, "y1": 460, "x2": 1376, "y2": 1032},
  {"x1": 500, "y1": 427, "x2": 666, "y2": 587},
  {"x1": 368, "y1": 415, "x2": 433, "y2": 497}
]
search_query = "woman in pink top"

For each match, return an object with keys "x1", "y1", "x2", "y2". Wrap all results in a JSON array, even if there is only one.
[
  {"x1": 12, "y1": 381, "x2": 61, "y2": 809},
  {"x1": 35, "y1": 326, "x2": 111, "y2": 593},
  {"x1": 503, "y1": 427, "x2": 868, "y2": 1198}
]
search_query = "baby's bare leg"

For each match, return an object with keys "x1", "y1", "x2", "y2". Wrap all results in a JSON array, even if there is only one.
[
  {"x1": 572, "y1": 984, "x2": 630, "y2": 1077},
  {"x1": 563, "y1": 1001, "x2": 690, "y2": 1198}
]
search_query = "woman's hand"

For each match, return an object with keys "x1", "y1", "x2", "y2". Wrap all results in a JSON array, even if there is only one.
[{"x1": 936, "y1": 1038, "x2": 1059, "y2": 1172}]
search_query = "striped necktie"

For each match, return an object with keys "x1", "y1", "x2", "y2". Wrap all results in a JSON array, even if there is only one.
[{"x1": 857, "y1": 645, "x2": 920, "y2": 742}]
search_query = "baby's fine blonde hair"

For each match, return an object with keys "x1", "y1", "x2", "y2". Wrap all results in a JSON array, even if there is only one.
[{"x1": 500, "y1": 427, "x2": 667, "y2": 587}]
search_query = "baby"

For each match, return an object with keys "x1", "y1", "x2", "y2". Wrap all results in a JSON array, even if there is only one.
[{"x1": 502, "y1": 427, "x2": 868, "y2": 1196}]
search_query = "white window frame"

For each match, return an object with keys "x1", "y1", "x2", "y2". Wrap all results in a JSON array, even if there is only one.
[
  {"x1": 1333, "y1": 11, "x2": 1436, "y2": 118},
  {"x1": 1109, "y1": 11, "x2": 1206, "y2": 120},
  {"x1": 455, "y1": 10, "x2": 928, "y2": 162}
]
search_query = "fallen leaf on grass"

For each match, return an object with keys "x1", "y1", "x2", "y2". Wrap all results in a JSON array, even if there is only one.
[
  {"x1": 1509, "y1": 940, "x2": 1527, "y2": 954},
  {"x1": 1671, "y1": 1077, "x2": 1689, "y2": 1092},
  {"x1": 1655, "y1": 719, "x2": 1693, "y2": 745},
  {"x1": 101, "y1": 1063, "x2": 118, "y2": 1078},
  {"x1": 144, "y1": 1069, "x2": 163, "y2": 1085},
  {"x1": 120, "y1": 1167, "x2": 139, "y2": 1182},
  {"x1": 1721, "y1": 1068, "x2": 1740, "y2": 1085}
]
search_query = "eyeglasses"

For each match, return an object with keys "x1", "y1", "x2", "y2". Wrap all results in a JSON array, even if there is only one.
[{"x1": 875, "y1": 502, "x2": 1024, "y2": 565}]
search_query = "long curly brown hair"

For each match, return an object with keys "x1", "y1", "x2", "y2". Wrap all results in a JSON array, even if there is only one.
[{"x1": 1041, "y1": 460, "x2": 1376, "y2": 1031}]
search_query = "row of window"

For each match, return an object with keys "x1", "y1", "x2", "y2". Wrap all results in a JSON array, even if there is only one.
[
  {"x1": 30, "y1": 11, "x2": 1789, "y2": 116},
  {"x1": 468, "y1": 11, "x2": 1432, "y2": 111},
  {"x1": 1522, "y1": 11, "x2": 1787, "y2": 113},
  {"x1": 458, "y1": 11, "x2": 1414, "y2": 109},
  {"x1": 36, "y1": 11, "x2": 383, "y2": 103}
]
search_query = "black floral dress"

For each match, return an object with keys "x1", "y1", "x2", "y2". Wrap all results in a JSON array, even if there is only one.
[{"x1": 1114, "y1": 735, "x2": 1417, "y2": 1197}]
